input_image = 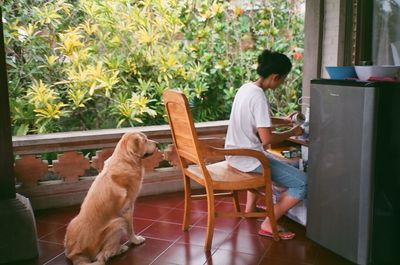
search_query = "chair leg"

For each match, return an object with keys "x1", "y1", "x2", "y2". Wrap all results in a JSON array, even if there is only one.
[
  {"x1": 204, "y1": 188, "x2": 215, "y2": 251},
  {"x1": 182, "y1": 175, "x2": 191, "y2": 231},
  {"x1": 264, "y1": 189, "x2": 279, "y2": 241},
  {"x1": 232, "y1": 191, "x2": 241, "y2": 213}
]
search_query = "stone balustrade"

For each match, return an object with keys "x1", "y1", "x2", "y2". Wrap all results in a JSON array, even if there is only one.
[{"x1": 13, "y1": 121, "x2": 228, "y2": 209}]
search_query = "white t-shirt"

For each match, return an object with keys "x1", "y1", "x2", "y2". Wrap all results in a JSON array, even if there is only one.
[{"x1": 225, "y1": 82, "x2": 271, "y2": 172}]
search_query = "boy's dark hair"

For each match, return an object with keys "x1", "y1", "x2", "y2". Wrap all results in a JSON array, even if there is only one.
[{"x1": 257, "y1": 49, "x2": 292, "y2": 78}]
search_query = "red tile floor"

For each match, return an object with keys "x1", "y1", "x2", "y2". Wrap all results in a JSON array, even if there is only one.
[{"x1": 9, "y1": 191, "x2": 355, "y2": 265}]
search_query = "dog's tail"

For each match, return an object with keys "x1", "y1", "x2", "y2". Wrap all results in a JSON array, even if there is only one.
[{"x1": 70, "y1": 255, "x2": 105, "y2": 265}]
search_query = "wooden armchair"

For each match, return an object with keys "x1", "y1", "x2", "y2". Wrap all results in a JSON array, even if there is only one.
[{"x1": 163, "y1": 89, "x2": 279, "y2": 250}]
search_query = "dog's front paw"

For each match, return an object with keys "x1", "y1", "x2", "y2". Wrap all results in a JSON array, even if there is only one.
[
  {"x1": 118, "y1": 244, "x2": 129, "y2": 255},
  {"x1": 130, "y1": 235, "x2": 145, "y2": 245}
]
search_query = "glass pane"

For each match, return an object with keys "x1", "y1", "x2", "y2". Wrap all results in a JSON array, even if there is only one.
[{"x1": 373, "y1": 0, "x2": 400, "y2": 65}]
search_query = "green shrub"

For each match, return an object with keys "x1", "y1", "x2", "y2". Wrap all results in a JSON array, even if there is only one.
[{"x1": 2, "y1": 0, "x2": 304, "y2": 135}]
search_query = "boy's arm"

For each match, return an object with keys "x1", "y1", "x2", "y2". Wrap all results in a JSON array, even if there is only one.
[
  {"x1": 270, "y1": 112, "x2": 299, "y2": 128},
  {"x1": 271, "y1": 117, "x2": 292, "y2": 125},
  {"x1": 257, "y1": 125, "x2": 303, "y2": 148}
]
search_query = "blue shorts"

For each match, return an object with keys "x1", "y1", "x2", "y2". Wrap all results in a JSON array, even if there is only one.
[{"x1": 252, "y1": 154, "x2": 307, "y2": 200}]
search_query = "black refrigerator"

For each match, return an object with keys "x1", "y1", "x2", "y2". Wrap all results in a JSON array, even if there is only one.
[{"x1": 307, "y1": 79, "x2": 400, "y2": 265}]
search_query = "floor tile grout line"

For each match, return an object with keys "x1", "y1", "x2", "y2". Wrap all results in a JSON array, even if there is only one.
[
  {"x1": 42, "y1": 251, "x2": 65, "y2": 265},
  {"x1": 147, "y1": 235, "x2": 221, "y2": 265},
  {"x1": 147, "y1": 234, "x2": 184, "y2": 265},
  {"x1": 38, "y1": 224, "x2": 67, "y2": 240},
  {"x1": 38, "y1": 239, "x2": 65, "y2": 246},
  {"x1": 135, "y1": 203, "x2": 181, "y2": 210},
  {"x1": 133, "y1": 204, "x2": 180, "y2": 223},
  {"x1": 255, "y1": 237, "x2": 274, "y2": 265},
  {"x1": 140, "y1": 197, "x2": 229, "y2": 264}
]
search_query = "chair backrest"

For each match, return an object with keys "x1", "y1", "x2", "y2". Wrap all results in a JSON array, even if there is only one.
[{"x1": 163, "y1": 90, "x2": 205, "y2": 167}]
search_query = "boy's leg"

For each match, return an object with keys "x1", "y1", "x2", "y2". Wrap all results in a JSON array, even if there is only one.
[
  {"x1": 267, "y1": 154, "x2": 307, "y2": 202},
  {"x1": 260, "y1": 194, "x2": 300, "y2": 232},
  {"x1": 260, "y1": 155, "x2": 307, "y2": 233},
  {"x1": 245, "y1": 190, "x2": 258, "y2": 212}
]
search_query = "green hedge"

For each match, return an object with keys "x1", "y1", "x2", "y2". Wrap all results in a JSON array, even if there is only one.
[{"x1": 2, "y1": 0, "x2": 304, "y2": 135}]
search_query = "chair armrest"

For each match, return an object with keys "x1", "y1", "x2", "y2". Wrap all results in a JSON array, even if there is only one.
[
  {"x1": 198, "y1": 141, "x2": 271, "y2": 178},
  {"x1": 205, "y1": 146, "x2": 270, "y2": 167},
  {"x1": 198, "y1": 143, "x2": 270, "y2": 175}
]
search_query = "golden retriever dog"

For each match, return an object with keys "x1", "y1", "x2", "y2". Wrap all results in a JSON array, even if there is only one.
[{"x1": 64, "y1": 132, "x2": 157, "y2": 265}]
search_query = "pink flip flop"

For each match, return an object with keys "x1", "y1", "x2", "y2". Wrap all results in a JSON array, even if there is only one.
[{"x1": 258, "y1": 229, "x2": 295, "y2": 240}]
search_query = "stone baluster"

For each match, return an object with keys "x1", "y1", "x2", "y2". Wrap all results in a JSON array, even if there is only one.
[
  {"x1": 52, "y1": 151, "x2": 90, "y2": 182},
  {"x1": 14, "y1": 155, "x2": 49, "y2": 187}
]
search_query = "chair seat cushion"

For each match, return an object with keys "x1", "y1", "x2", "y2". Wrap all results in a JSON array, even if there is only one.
[{"x1": 186, "y1": 161, "x2": 266, "y2": 190}]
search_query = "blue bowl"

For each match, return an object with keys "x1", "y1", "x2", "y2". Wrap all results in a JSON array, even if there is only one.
[{"x1": 325, "y1": 66, "x2": 358, "y2": 80}]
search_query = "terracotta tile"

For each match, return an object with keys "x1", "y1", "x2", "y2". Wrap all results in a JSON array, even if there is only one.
[
  {"x1": 137, "y1": 192, "x2": 184, "y2": 209},
  {"x1": 158, "y1": 208, "x2": 206, "y2": 225},
  {"x1": 177, "y1": 226, "x2": 230, "y2": 249},
  {"x1": 174, "y1": 193, "x2": 225, "y2": 212},
  {"x1": 34, "y1": 206, "x2": 80, "y2": 225},
  {"x1": 44, "y1": 253, "x2": 72, "y2": 265},
  {"x1": 232, "y1": 218, "x2": 261, "y2": 236},
  {"x1": 174, "y1": 199, "x2": 215, "y2": 212},
  {"x1": 40, "y1": 217, "x2": 153, "y2": 245},
  {"x1": 314, "y1": 247, "x2": 356, "y2": 265},
  {"x1": 150, "y1": 261, "x2": 181, "y2": 265},
  {"x1": 133, "y1": 204, "x2": 173, "y2": 220},
  {"x1": 214, "y1": 201, "x2": 240, "y2": 212},
  {"x1": 108, "y1": 238, "x2": 173, "y2": 265},
  {"x1": 194, "y1": 216, "x2": 242, "y2": 232},
  {"x1": 125, "y1": 238, "x2": 172, "y2": 259},
  {"x1": 110, "y1": 256, "x2": 154, "y2": 265},
  {"x1": 1, "y1": 241, "x2": 64, "y2": 265},
  {"x1": 205, "y1": 249, "x2": 261, "y2": 265},
  {"x1": 40, "y1": 219, "x2": 153, "y2": 246},
  {"x1": 45, "y1": 239, "x2": 172, "y2": 265},
  {"x1": 45, "y1": 251, "x2": 153, "y2": 265},
  {"x1": 153, "y1": 242, "x2": 212, "y2": 265},
  {"x1": 216, "y1": 191, "x2": 247, "y2": 205},
  {"x1": 258, "y1": 257, "x2": 309, "y2": 265},
  {"x1": 36, "y1": 241, "x2": 65, "y2": 264},
  {"x1": 217, "y1": 232, "x2": 273, "y2": 255},
  {"x1": 140, "y1": 221, "x2": 184, "y2": 241},
  {"x1": 264, "y1": 239, "x2": 318, "y2": 264},
  {"x1": 40, "y1": 225, "x2": 67, "y2": 244},
  {"x1": 238, "y1": 191, "x2": 248, "y2": 204},
  {"x1": 132, "y1": 218, "x2": 155, "y2": 234},
  {"x1": 36, "y1": 220, "x2": 66, "y2": 239}
]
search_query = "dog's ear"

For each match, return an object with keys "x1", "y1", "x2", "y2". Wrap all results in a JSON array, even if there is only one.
[
  {"x1": 129, "y1": 133, "x2": 146, "y2": 158},
  {"x1": 132, "y1": 135, "x2": 141, "y2": 154},
  {"x1": 117, "y1": 133, "x2": 137, "y2": 158}
]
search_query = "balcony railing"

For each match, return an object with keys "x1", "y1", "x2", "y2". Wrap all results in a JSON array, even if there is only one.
[{"x1": 12, "y1": 120, "x2": 228, "y2": 210}]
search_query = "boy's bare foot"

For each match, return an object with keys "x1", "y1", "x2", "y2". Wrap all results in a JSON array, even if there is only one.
[{"x1": 260, "y1": 218, "x2": 295, "y2": 240}]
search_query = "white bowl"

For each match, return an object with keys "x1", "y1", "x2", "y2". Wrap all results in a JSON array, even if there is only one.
[{"x1": 354, "y1": 65, "x2": 400, "y2": 81}]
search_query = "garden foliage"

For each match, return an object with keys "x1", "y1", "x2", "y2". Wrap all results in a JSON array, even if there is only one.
[{"x1": 2, "y1": 0, "x2": 304, "y2": 135}]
